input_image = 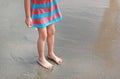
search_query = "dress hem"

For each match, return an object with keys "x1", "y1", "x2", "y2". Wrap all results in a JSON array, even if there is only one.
[{"x1": 31, "y1": 17, "x2": 62, "y2": 28}]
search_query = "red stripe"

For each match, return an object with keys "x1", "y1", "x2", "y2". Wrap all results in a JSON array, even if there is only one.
[
  {"x1": 32, "y1": 0, "x2": 52, "y2": 4},
  {"x1": 32, "y1": 13, "x2": 61, "y2": 24},
  {"x1": 31, "y1": 4, "x2": 58, "y2": 15}
]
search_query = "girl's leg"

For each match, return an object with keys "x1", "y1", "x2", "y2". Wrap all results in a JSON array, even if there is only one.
[
  {"x1": 46, "y1": 24, "x2": 62, "y2": 64},
  {"x1": 37, "y1": 28, "x2": 53, "y2": 69}
]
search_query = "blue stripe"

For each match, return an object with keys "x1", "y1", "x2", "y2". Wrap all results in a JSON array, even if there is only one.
[
  {"x1": 31, "y1": 9, "x2": 60, "y2": 19},
  {"x1": 31, "y1": 16, "x2": 62, "y2": 28},
  {"x1": 31, "y1": 0, "x2": 57, "y2": 9}
]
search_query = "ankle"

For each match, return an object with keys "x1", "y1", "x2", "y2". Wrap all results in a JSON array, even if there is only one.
[
  {"x1": 48, "y1": 53, "x2": 56, "y2": 58},
  {"x1": 48, "y1": 52, "x2": 54, "y2": 56},
  {"x1": 48, "y1": 51, "x2": 54, "y2": 54},
  {"x1": 38, "y1": 57, "x2": 46, "y2": 61}
]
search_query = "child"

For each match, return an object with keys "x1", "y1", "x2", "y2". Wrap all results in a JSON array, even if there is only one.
[{"x1": 24, "y1": 0, "x2": 62, "y2": 69}]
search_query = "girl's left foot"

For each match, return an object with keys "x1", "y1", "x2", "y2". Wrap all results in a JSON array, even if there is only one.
[{"x1": 48, "y1": 53, "x2": 62, "y2": 65}]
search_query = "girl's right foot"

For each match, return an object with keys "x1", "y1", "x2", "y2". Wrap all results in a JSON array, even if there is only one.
[{"x1": 37, "y1": 58, "x2": 53, "y2": 69}]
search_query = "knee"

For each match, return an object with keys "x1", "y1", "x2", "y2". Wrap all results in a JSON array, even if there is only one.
[
  {"x1": 39, "y1": 33, "x2": 47, "y2": 41},
  {"x1": 47, "y1": 29, "x2": 55, "y2": 37}
]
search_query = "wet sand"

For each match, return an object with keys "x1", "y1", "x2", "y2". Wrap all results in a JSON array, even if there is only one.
[{"x1": 0, "y1": 0, "x2": 120, "y2": 79}]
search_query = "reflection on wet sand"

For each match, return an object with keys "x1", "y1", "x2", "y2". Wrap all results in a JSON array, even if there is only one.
[
  {"x1": 95, "y1": 0, "x2": 120, "y2": 66},
  {"x1": 34, "y1": 66, "x2": 51, "y2": 79}
]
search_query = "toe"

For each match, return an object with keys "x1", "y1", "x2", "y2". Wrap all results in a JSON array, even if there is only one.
[
  {"x1": 57, "y1": 58, "x2": 62, "y2": 64},
  {"x1": 48, "y1": 64, "x2": 54, "y2": 69}
]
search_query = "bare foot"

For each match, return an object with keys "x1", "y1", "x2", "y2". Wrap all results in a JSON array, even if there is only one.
[
  {"x1": 48, "y1": 53, "x2": 62, "y2": 65},
  {"x1": 37, "y1": 58, "x2": 53, "y2": 69}
]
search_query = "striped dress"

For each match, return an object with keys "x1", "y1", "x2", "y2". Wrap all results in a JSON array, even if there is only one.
[{"x1": 30, "y1": 0, "x2": 62, "y2": 28}]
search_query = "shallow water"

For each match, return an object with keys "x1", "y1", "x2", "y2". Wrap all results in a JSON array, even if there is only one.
[{"x1": 0, "y1": 0, "x2": 120, "y2": 79}]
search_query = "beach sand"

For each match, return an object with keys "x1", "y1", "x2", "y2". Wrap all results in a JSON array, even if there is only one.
[{"x1": 0, "y1": 0, "x2": 120, "y2": 79}]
